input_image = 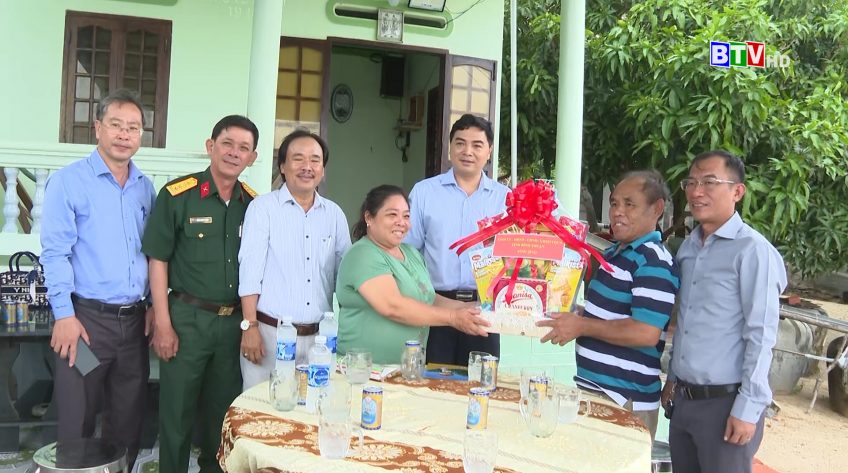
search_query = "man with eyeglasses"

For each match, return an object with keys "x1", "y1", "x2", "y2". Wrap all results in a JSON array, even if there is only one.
[
  {"x1": 41, "y1": 89, "x2": 156, "y2": 469},
  {"x1": 662, "y1": 150, "x2": 786, "y2": 473}
]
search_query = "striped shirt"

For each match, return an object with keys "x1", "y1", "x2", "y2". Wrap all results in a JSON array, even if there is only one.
[
  {"x1": 575, "y1": 231, "x2": 679, "y2": 411},
  {"x1": 238, "y1": 184, "x2": 351, "y2": 324}
]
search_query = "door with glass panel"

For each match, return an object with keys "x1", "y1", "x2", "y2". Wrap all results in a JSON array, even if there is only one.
[
  {"x1": 274, "y1": 38, "x2": 329, "y2": 189},
  {"x1": 442, "y1": 55, "x2": 497, "y2": 175}
]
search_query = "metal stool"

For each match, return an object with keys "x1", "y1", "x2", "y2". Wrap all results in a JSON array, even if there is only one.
[
  {"x1": 651, "y1": 440, "x2": 672, "y2": 472},
  {"x1": 32, "y1": 438, "x2": 127, "y2": 473}
]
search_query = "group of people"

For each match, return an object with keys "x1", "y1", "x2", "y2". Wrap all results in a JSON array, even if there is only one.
[
  {"x1": 537, "y1": 151, "x2": 786, "y2": 473},
  {"x1": 39, "y1": 89, "x2": 784, "y2": 473}
]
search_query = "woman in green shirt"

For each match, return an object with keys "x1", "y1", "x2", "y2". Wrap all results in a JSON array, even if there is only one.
[{"x1": 336, "y1": 185, "x2": 489, "y2": 365}]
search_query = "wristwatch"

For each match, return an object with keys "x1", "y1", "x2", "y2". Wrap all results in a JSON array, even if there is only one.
[{"x1": 240, "y1": 319, "x2": 258, "y2": 331}]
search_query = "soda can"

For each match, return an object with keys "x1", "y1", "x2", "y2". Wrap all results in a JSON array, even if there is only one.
[
  {"x1": 16, "y1": 302, "x2": 29, "y2": 326},
  {"x1": 295, "y1": 364, "x2": 308, "y2": 405},
  {"x1": 361, "y1": 385, "x2": 383, "y2": 430},
  {"x1": 481, "y1": 355, "x2": 499, "y2": 390},
  {"x1": 0, "y1": 300, "x2": 13, "y2": 325},
  {"x1": 529, "y1": 375, "x2": 549, "y2": 398},
  {"x1": 466, "y1": 387, "x2": 490, "y2": 430}
]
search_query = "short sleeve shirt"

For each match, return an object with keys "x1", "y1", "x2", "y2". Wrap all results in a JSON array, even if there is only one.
[
  {"x1": 335, "y1": 238, "x2": 435, "y2": 364},
  {"x1": 575, "y1": 231, "x2": 679, "y2": 410},
  {"x1": 141, "y1": 168, "x2": 253, "y2": 304}
]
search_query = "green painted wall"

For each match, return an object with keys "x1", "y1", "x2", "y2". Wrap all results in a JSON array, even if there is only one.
[
  {"x1": 0, "y1": 0, "x2": 254, "y2": 152},
  {"x1": 324, "y1": 48, "x2": 407, "y2": 226},
  {"x1": 282, "y1": 0, "x2": 504, "y2": 61}
]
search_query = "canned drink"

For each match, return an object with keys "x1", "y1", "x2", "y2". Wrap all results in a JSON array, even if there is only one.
[
  {"x1": 295, "y1": 364, "x2": 308, "y2": 405},
  {"x1": 361, "y1": 386, "x2": 383, "y2": 430},
  {"x1": 529, "y1": 375, "x2": 549, "y2": 397},
  {"x1": 466, "y1": 387, "x2": 490, "y2": 430},
  {"x1": 16, "y1": 302, "x2": 29, "y2": 325},
  {"x1": 481, "y1": 355, "x2": 499, "y2": 390},
  {"x1": 1, "y1": 300, "x2": 14, "y2": 325}
]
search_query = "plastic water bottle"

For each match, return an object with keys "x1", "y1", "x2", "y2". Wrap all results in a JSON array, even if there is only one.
[
  {"x1": 306, "y1": 335, "x2": 332, "y2": 413},
  {"x1": 319, "y1": 311, "x2": 338, "y2": 372},
  {"x1": 275, "y1": 317, "x2": 297, "y2": 375}
]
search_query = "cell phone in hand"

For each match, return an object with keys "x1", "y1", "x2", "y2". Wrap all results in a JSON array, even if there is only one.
[{"x1": 74, "y1": 338, "x2": 100, "y2": 376}]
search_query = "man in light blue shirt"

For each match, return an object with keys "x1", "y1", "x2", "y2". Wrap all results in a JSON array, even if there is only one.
[
  {"x1": 662, "y1": 150, "x2": 786, "y2": 473},
  {"x1": 40, "y1": 89, "x2": 156, "y2": 468},
  {"x1": 238, "y1": 129, "x2": 350, "y2": 389},
  {"x1": 405, "y1": 114, "x2": 509, "y2": 365}
]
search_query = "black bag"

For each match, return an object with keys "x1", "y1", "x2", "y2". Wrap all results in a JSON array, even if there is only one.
[{"x1": 0, "y1": 251, "x2": 49, "y2": 306}]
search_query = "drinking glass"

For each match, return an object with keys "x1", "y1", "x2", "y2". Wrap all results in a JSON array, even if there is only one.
[
  {"x1": 519, "y1": 367, "x2": 547, "y2": 399},
  {"x1": 555, "y1": 386, "x2": 591, "y2": 424},
  {"x1": 269, "y1": 369, "x2": 297, "y2": 412},
  {"x1": 344, "y1": 349, "x2": 372, "y2": 385},
  {"x1": 467, "y1": 351, "x2": 490, "y2": 384},
  {"x1": 318, "y1": 413, "x2": 352, "y2": 459},
  {"x1": 318, "y1": 381, "x2": 355, "y2": 459},
  {"x1": 463, "y1": 429, "x2": 498, "y2": 473},
  {"x1": 519, "y1": 390, "x2": 559, "y2": 438},
  {"x1": 401, "y1": 345, "x2": 426, "y2": 380}
]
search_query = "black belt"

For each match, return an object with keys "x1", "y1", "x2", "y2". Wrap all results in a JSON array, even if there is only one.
[
  {"x1": 676, "y1": 380, "x2": 741, "y2": 401},
  {"x1": 256, "y1": 311, "x2": 319, "y2": 336},
  {"x1": 170, "y1": 291, "x2": 240, "y2": 316},
  {"x1": 71, "y1": 294, "x2": 146, "y2": 317},
  {"x1": 436, "y1": 289, "x2": 479, "y2": 302}
]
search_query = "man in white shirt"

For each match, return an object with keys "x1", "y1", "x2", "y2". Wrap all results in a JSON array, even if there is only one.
[{"x1": 238, "y1": 129, "x2": 351, "y2": 389}]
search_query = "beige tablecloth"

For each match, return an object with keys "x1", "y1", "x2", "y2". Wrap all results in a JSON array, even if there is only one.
[{"x1": 218, "y1": 376, "x2": 651, "y2": 473}]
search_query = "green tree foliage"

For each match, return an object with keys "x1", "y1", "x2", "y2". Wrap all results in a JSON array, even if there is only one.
[{"x1": 501, "y1": 0, "x2": 848, "y2": 278}]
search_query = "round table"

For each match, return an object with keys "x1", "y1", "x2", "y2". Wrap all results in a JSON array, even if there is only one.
[{"x1": 217, "y1": 375, "x2": 651, "y2": 472}]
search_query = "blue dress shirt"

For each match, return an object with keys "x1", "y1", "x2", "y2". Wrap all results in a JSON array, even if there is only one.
[
  {"x1": 669, "y1": 213, "x2": 787, "y2": 423},
  {"x1": 40, "y1": 149, "x2": 156, "y2": 319},
  {"x1": 238, "y1": 184, "x2": 351, "y2": 323},
  {"x1": 405, "y1": 169, "x2": 509, "y2": 291}
]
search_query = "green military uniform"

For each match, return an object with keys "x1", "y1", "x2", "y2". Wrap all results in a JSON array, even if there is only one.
[{"x1": 141, "y1": 167, "x2": 256, "y2": 473}]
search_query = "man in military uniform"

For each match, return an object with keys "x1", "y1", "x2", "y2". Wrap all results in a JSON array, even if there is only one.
[{"x1": 142, "y1": 115, "x2": 259, "y2": 473}]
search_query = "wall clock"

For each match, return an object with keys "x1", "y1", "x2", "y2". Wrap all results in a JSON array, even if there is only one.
[{"x1": 331, "y1": 84, "x2": 353, "y2": 123}]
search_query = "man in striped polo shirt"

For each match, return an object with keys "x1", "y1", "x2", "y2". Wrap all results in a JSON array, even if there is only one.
[{"x1": 538, "y1": 170, "x2": 679, "y2": 440}]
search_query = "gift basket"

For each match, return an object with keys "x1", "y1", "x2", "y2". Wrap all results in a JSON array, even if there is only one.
[{"x1": 451, "y1": 180, "x2": 611, "y2": 337}]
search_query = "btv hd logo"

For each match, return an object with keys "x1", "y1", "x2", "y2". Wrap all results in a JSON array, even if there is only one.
[{"x1": 710, "y1": 41, "x2": 790, "y2": 68}]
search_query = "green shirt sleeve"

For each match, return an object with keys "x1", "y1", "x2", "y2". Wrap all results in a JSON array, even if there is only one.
[{"x1": 142, "y1": 187, "x2": 177, "y2": 262}]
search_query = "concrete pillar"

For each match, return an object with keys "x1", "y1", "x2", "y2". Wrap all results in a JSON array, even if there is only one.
[
  {"x1": 246, "y1": 0, "x2": 283, "y2": 193},
  {"x1": 553, "y1": 0, "x2": 586, "y2": 216}
]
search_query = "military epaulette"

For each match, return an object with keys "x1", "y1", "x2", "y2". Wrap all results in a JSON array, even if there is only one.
[
  {"x1": 166, "y1": 177, "x2": 198, "y2": 196},
  {"x1": 241, "y1": 181, "x2": 257, "y2": 198}
]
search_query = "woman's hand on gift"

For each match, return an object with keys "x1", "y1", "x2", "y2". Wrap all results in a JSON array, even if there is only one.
[
  {"x1": 537, "y1": 311, "x2": 584, "y2": 345},
  {"x1": 449, "y1": 306, "x2": 491, "y2": 337}
]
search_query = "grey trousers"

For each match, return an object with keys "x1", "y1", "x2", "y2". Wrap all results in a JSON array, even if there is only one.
[
  {"x1": 53, "y1": 302, "x2": 149, "y2": 468},
  {"x1": 669, "y1": 390, "x2": 765, "y2": 473}
]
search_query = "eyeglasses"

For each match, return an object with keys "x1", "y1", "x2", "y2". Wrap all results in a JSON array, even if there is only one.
[
  {"x1": 102, "y1": 121, "x2": 143, "y2": 137},
  {"x1": 679, "y1": 177, "x2": 736, "y2": 191}
]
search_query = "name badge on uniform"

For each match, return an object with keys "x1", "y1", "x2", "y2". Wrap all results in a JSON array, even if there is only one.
[{"x1": 189, "y1": 217, "x2": 213, "y2": 224}]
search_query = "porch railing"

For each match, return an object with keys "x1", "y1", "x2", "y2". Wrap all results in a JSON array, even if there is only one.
[{"x1": 0, "y1": 142, "x2": 209, "y2": 257}]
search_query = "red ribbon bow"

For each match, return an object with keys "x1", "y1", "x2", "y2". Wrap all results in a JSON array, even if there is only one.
[{"x1": 450, "y1": 180, "x2": 612, "y2": 304}]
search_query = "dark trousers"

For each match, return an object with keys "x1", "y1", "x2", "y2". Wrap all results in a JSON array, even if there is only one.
[
  {"x1": 54, "y1": 301, "x2": 149, "y2": 469},
  {"x1": 669, "y1": 389, "x2": 765, "y2": 473},
  {"x1": 158, "y1": 297, "x2": 242, "y2": 473},
  {"x1": 425, "y1": 326, "x2": 500, "y2": 366}
]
